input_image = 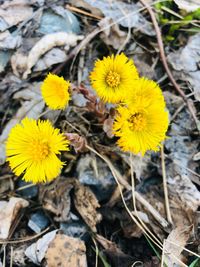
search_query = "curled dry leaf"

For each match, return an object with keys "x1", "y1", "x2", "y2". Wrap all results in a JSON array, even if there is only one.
[
  {"x1": 45, "y1": 234, "x2": 87, "y2": 267},
  {"x1": 96, "y1": 234, "x2": 123, "y2": 254},
  {"x1": 0, "y1": 197, "x2": 29, "y2": 239},
  {"x1": 74, "y1": 182, "x2": 102, "y2": 232},
  {"x1": 23, "y1": 32, "x2": 84, "y2": 79},
  {"x1": 164, "y1": 226, "x2": 192, "y2": 266},
  {"x1": 40, "y1": 179, "x2": 74, "y2": 222},
  {"x1": 25, "y1": 230, "x2": 57, "y2": 265},
  {"x1": 99, "y1": 17, "x2": 127, "y2": 50},
  {"x1": 65, "y1": 133, "x2": 88, "y2": 153},
  {"x1": 193, "y1": 152, "x2": 200, "y2": 161},
  {"x1": 103, "y1": 117, "x2": 114, "y2": 138}
]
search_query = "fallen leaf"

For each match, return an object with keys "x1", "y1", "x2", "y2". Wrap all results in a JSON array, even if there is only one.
[
  {"x1": 33, "y1": 48, "x2": 67, "y2": 72},
  {"x1": 40, "y1": 179, "x2": 74, "y2": 222},
  {"x1": 168, "y1": 33, "x2": 200, "y2": 102},
  {"x1": 193, "y1": 152, "x2": 200, "y2": 161},
  {"x1": 22, "y1": 32, "x2": 84, "y2": 79},
  {"x1": 45, "y1": 234, "x2": 87, "y2": 267},
  {"x1": 0, "y1": 31, "x2": 22, "y2": 50},
  {"x1": 103, "y1": 117, "x2": 114, "y2": 138},
  {"x1": 74, "y1": 182, "x2": 102, "y2": 232},
  {"x1": 164, "y1": 226, "x2": 192, "y2": 266},
  {"x1": 99, "y1": 17, "x2": 127, "y2": 50},
  {"x1": 65, "y1": 133, "x2": 87, "y2": 153},
  {"x1": 174, "y1": 0, "x2": 200, "y2": 12},
  {"x1": 25, "y1": 230, "x2": 57, "y2": 265},
  {"x1": 82, "y1": 0, "x2": 155, "y2": 36},
  {"x1": 0, "y1": 197, "x2": 29, "y2": 239},
  {"x1": 0, "y1": 1, "x2": 33, "y2": 30}
]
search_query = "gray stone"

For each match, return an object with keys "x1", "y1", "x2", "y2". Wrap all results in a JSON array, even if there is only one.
[
  {"x1": 17, "y1": 179, "x2": 38, "y2": 199},
  {"x1": 38, "y1": 8, "x2": 80, "y2": 35},
  {"x1": 28, "y1": 211, "x2": 49, "y2": 233},
  {"x1": 76, "y1": 154, "x2": 116, "y2": 201}
]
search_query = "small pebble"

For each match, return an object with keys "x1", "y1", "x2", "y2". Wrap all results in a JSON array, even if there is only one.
[{"x1": 28, "y1": 210, "x2": 49, "y2": 233}]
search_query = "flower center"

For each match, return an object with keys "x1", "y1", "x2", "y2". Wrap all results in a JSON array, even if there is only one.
[
  {"x1": 128, "y1": 112, "x2": 146, "y2": 131},
  {"x1": 30, "y1": 140, "x2": 50, "y2": 161},
  {"x1": 106, "y1": 71, "x2": 120, "y2": 88}
]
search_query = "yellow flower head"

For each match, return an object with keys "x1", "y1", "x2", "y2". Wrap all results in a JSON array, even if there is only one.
[
  {"x1": 90, "y1": 53, "x2": 139, "y2": 103},
  {"x1": 126, "y1": 78, "x2": 166, "y2": 109},
  {"x1": 41, "y1": 73, "x2": 70, "y2": 110},
  {"x1": 113, "y1": 79, "x2": 169, "y2": 155},
  {"x1": 6, "y1": 118, "x2": 69, "y2": 183}
]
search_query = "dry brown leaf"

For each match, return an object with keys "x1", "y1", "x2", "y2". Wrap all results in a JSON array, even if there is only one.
[
  {"x1": 0, "y1": 197, "x2": 29, "y2": 239},
  {"x1": 103, "y1": 117, "x2": 114, "y2": 138},
  {"x1": 99, "y1": 17, "x2": 127, "y2": 50},
  {"x1": 23, "y1": 32, "x2": 84, "y2": 79},
  {"x1": 40, "y1": 179, "x2": 74, "y2": 222},
  {"x1": 74, "y1": 182, "x2": 102, "y2": 232},
  {"x1": 96, "y1": 234, "x2": 123, "y2": 254},
  {"x1": 45, "y1": 234, "x2": 87, "y2": 267},
  {"x1": 65, "y1": 133, "x2": 87, "y2": 153},
  {"x1": 164, "y1": 226, "x2": 192, "y2": 266}
]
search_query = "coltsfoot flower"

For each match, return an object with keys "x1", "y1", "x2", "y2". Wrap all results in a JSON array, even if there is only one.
[
  {"x1": 6, "y1": 118, "x2": 69, "y2": 183},
  {"x1": 126, "y1": 78, "x2": 166, "y2": 109},
  {"x1": 41, "y1": 73, "x2": 70, "y2": 110},
  {"x1": 113, "y1": 79, "x2": 169, "y2": 155},
  {"x1": 90, "y1": 53, "x2": 139, "y2": 103}
]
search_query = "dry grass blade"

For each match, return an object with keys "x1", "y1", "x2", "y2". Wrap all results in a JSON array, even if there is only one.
[
  {"x1": 161, "y1": 146, "x2": 173, "y2": 224},
  {"x1": 86, "y1": 145, "x2": 198, "y2": 266}
]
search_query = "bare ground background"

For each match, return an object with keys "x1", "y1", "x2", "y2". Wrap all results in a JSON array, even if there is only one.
[{"x1": 0, "y1": 0, "x2": 200, "y2": 266}]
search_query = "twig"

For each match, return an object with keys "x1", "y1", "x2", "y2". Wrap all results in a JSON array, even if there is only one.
[
  {"x1": 3, "y1": 245, "x2": 6, "y2": 267},
  {"x1": 10, "y1": 246, "x2": 13, "y2": 267},
  {"x1": 161, "y1": 239, "x2": 166, "y2": 267},
  {"x1": 161, "y1": 146, "x2": 173, "y2": 224},
  {"x1": 66, "y1": 4, "x2": 102, "y2": 20},
  {"x1": 139, "y1": 0, "x2": 200, "y2": 130},
  {"x1": 0, "y1": 227, "x2": 50, "y2": 244}
]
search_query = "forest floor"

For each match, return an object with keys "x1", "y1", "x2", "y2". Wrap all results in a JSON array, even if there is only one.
[{"x1": 0, "y1": 0, "x2": 200, "y2": 266}]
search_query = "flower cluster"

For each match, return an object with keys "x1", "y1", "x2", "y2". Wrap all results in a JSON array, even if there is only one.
[
  {"x1": 6, "y1": 73, "x2": 71, "y2": 184},
  {"x1": 6, "y1": 52, "x2": 169, "y2": 184},
  {"x1": 90, "y1": 53, "x2": 169, "y2": 155}
]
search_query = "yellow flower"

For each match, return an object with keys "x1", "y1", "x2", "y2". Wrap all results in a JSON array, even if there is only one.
[
  {"x1": 90, "y1": 53, "x2": 139, "y2": 103},
  {"x1": 41, "y1": 73, "x2": 70, "y2": 110},
  {"x1": 113, "y1": 79, "x2": 169, "y2": 155},
  {"x1": 6, "y1": 118, "x2": 69, "y2": 183},
  {"x1": 126, "y1": 78, "x2": 166, "y2": 109}
]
